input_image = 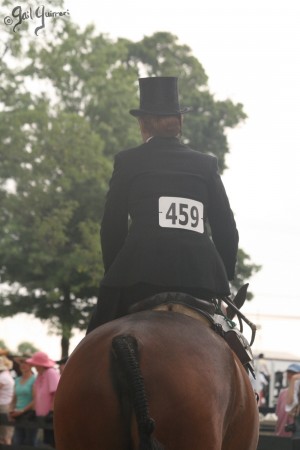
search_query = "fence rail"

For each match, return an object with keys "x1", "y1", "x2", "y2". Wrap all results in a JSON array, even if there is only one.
[
  {"x1": 2, "y1": 412, "x2": 300, "y2": 450},
  {"x1": 258, "y1": 436, "x2": 300, "y2": 450},
  {"x1": 0, "y1": 414, "x2": 53, "y2": 427},
  {"x1": 0, "y1": 442, "x2": 53, "y2": 449},
  {"x1": 0, "y1": 413, "x2": 53, "y2": 450}
]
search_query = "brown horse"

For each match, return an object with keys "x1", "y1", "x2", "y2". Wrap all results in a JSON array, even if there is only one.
[{"x1": 54, "y1": 309, "x2": 259, "y2": 450}]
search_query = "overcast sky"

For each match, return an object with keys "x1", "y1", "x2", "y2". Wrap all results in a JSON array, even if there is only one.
[{"x1": 1, "y1": 0, "x2": 300, "y2": 359}]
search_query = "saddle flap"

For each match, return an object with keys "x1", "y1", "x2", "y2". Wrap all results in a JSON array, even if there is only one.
[{"x1": 224, "y1": 329, "x2": 253, "y2": 365}]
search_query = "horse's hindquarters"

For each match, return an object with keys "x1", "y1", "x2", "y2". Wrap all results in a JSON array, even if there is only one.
[
  {"x1": 221, "y1": 356, "x2": 259, "y2": 450},
  {"x1": 54, "y1": 333, "x2": 127, "y2": 450},
  {"x1": 54, "y1": 311, "x2": 259, "y2": 450}
]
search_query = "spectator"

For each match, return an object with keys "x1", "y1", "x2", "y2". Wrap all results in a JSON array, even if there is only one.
[
  {"x1": 0, "y1": 356, "x2": 14, "y2": 445},
  {"x1": 10, "y1": 355, "x2": 37, "y2": 446},
  {"x1": 26, "y1": 351, "x2": 60, "y2": 448},
  {"x1": 252, "y1": 353, "x2": 270, "y2": 406},
  {"x1": 276, "y1": 363, "x2": 300, "y2": 437},
  {"x1": 0, "y1": 348, "x2": 21, "y2": 376},
  {"x1": 285, "y1": 369, "x2": 300, "y2": 438}
]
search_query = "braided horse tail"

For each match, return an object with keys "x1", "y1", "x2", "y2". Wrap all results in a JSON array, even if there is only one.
[{"x1": 111, "y1": 335, "x2": 164, "y2": 450}]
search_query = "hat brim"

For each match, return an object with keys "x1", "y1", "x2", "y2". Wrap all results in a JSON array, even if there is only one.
[
  {"x1": 129, "y1": 106, "x2": 191, "y2": 117},
  {"x1": 287, "y1": 364, "x2": 300, "y2": 373},
  {"x1": 0, "y1": 349, "x2": 9, "y2": 356},
  {"x1": 25, "y1": 357, "x2": 55, "y2": 368}
]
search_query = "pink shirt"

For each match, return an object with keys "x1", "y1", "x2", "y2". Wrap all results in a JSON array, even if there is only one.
[
  {"x1": 33, "y1": 367, "x2": 60, "y2": 416},
  {"x1": 275, "y1": 388, "x2": 294, "y2": 437}
]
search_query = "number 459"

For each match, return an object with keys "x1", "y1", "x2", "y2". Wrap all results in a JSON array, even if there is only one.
[{"x1": 159, "y1": 197, "x2": 204, "y2": 234}]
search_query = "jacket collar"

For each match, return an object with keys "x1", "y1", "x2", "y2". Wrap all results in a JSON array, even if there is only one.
[{"x1": 145, "y1": 136, "x2": 181, "y2": 147}]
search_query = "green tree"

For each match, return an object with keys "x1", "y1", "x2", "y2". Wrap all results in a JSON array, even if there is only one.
[
  {"x1": 26, "y1": 29, "x2": 246, "y2": 169},
  {"x1": 0, "y1": 339, "x2": 8, "y2": 351},
  {"x1": 0, "y1": 9, "x2": 260, "y2": 356},
  {"x1": 231, "y1": 249, "x2": 261, "y2": 300},
  {"x1": 0, "y1": 107, "x2": 110, "y2": 356},
  {"x1": 17, "y1": 341, "x2": 39, "y2": 355}
]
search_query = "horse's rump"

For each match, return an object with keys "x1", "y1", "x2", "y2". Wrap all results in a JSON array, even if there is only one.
[{"x1": 54, "y1": 310, "x2": 259, "y2": 450}]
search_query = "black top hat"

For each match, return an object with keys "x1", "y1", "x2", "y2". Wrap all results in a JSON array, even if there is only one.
[{"x1": 129, "y1": 77, "x2": 191, "y2": 117}]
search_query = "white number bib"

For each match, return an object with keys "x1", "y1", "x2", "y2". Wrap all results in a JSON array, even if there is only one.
[{"x1": 159, "y1": 196, "x2": 204, "y2": 234}]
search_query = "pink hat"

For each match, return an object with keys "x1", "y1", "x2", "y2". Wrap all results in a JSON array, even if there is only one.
[{"x1": 26, "y1": 351, "x2": 55, "y2": 368}]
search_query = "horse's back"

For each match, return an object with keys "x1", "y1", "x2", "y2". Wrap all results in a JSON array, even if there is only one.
[{"x1": 54, "y1": 311, "x2": 259, "y2": 450}]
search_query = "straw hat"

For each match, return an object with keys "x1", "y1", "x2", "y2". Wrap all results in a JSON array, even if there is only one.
[
  {"x1": 0, "y1": 348, "x2": 9, "y2": 356},
  {"x1": 25, "y1": 351, "x2": 55, "y2": 368},
  {"x1": 0, "y1": 355, "x2": 13, "y2": 371}
]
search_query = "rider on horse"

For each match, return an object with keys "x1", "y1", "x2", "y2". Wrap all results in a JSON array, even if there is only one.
[{"x1": 87, "y1": 76, "x2": 240, "y2": 333}]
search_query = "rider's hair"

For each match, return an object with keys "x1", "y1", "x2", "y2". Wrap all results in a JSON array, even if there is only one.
[{"x1": 139, "y1": 115, "x2": 182, "y2": 138}]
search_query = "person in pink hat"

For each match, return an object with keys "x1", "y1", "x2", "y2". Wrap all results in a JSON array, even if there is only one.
[{"x1": 26, "y1": 351, "x2": 60, "y2": 448}]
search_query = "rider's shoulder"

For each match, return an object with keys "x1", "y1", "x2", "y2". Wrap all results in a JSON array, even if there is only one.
[
  {"x1": 115, "y1": 143, "x2": 219, "y2": 172},
  {"x1": 115, "y1": 143, "x2": 146, "y2": 162},
  {"x1": 186, "y1": 146, "x2": 219, "y2": 168}
]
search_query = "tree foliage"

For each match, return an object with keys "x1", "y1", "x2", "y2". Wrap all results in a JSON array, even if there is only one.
[
  {"x1": 0, "y1": 340, "x2": 9, "y2": 351},
  {"x1": 232, "y1": 249, "x2": 261, "y2": 301},
  {"x1": 17, "y1": 341, "x2": 39, "y2": 355},
  {"x1": 0, "y1": 4, "x2": 259, "y2": 356}
]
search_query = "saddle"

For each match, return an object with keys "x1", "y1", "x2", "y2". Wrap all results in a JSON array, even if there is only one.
[{"x1": 130, "y1": 287, "x2": 256, "y2": 377}]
